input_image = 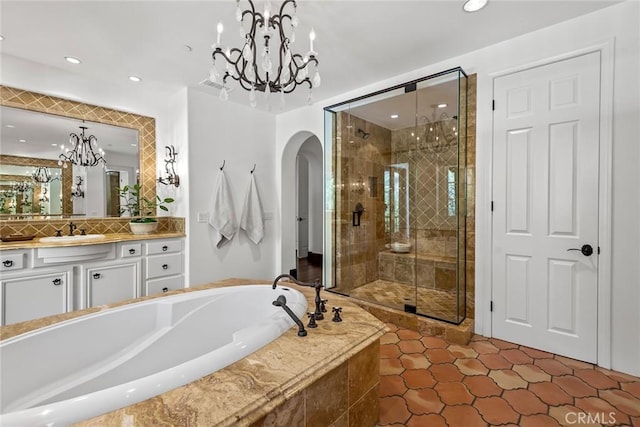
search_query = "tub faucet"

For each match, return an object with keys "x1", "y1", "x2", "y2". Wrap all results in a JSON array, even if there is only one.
[
  {"x1": 68, "y1": 222, "x2": 77, "y2": 236},
  {"x1": 271, "y1": 274, "x2": 326, "y2": 320},
  {"x1": 272, "y1": 295, "x2": 307, "y2": 337}
]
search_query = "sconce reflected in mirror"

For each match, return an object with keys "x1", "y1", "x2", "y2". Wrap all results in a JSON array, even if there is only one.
[
  {"x1": 71, "y1": 176, "x2": 85, "y2": 198},
  {"x1": 158, "y1": 145, "x2": 180, "y2": 187}
]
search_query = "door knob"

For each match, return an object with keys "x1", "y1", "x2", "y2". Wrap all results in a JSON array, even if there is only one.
[
  {"x1": 567, "y1": 244, "x2": 593, "y2": 256},
  {"x1": 297, "y1": 217, "x2": 305, "y2": 222}
]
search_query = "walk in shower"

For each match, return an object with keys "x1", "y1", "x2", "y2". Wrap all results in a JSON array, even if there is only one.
[{"x1": 324, "y1": 68, "x2": 469, "y2": 324}]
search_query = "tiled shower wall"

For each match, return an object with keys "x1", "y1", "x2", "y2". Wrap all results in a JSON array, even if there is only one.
[{"x1": 334, "y1": 113, "x2": 391, "y2": 289}]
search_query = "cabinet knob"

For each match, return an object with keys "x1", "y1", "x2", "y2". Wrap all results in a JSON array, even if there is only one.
[
  {"x1": 52, "y1": 278, "x2": 62, "y2": 286},
  {"x1": 129, "y1": 248, "x2": 136, "y2": 254},
  {"x1": 162, "y1": 245, "x2": 168, "y2": 251},
  {"x1": 162, "y1": 287, "x2": 169, "y2": 293},
  {"x1": 162, "y1": 264, "x2": 169, "y2": 270},
  {"x1": 2, "y1": 260, "x2": 13, "y2": 267},
  {"x1": 93, "y1": 273, "x2": 102, "y2": 279}
]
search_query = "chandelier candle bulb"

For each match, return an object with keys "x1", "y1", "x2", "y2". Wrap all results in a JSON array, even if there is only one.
[
  {"x1": 309, "y1": 28, "x2": 315, "y2": 53},
  {"x1": 217, "y1": 22, "x2": 224, "y2": 46}
]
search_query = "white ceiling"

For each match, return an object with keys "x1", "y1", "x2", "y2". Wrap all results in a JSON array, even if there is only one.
[{"x1": 0, "y1": 0, "x2": 622, "y2": 114}]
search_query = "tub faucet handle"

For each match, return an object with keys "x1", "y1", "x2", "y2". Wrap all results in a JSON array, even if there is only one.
[
  {"x1": 307, "y1": 312, "x2": 318, "y2": 328},
  {"x1": 332, "y1": 307, "x2": 343, "y2": 322}
]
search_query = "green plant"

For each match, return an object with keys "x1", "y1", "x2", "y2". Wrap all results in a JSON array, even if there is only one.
[{"x1": 118, "y1": 184, "x2": 174, "y2": 223}]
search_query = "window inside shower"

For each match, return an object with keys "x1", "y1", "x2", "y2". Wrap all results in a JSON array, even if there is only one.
[{"x1": 323, "y1": 68, "x2": 468, "y2": 325}]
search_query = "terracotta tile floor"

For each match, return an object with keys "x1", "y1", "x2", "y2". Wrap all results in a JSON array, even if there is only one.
[{"x1": 378, "y1": 323, "x2": 640, "y2": 426}]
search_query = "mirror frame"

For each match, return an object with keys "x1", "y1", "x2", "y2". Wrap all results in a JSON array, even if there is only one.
[{"x1": 0, "y1": 85, "x2": 156, "y2": 218}]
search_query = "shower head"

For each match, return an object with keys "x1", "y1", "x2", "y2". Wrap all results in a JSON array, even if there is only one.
[{"x1": 357, "y1": 128, "x2": 370, "y2": 140}]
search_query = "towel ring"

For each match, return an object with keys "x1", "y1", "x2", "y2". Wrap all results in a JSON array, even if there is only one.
[
  {"x1": 250, "y1": 164, "x2": 256, "y2": 174},
  {"x1": 220, "y1": 160, "x2": 225, "y2": 171}
]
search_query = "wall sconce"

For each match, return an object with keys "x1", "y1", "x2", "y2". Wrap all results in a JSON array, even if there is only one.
[
  {"x1": 158, "y1": 145, "x2": 180, "y2": 187},
  {"x1": 71, "y1": 176, "x2": 85, "y2": 198}
]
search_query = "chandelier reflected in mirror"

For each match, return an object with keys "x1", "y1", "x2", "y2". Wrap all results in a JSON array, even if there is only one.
[
  {"x1": 417, "y1": 105, "x2": 458, "y2": 155},
  {"x1": 58, "y1": 125, "x2": 106, "y2": 168},
  {"x1": 31, "y1": 167, "x2": 53, "y2": 184},
  {"x1": 209, "y1": 0, "x2": 320, "y2": 108}
]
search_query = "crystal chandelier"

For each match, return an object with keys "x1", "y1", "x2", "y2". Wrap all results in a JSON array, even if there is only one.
[
  {"x1": 417, "y1": 105, "x2": 458, "y2": 155},
  {"x1": 32, "y1": 167, "x2": 52, "y2": 184},
  {"x1": 209, "y1": 0, "x2": 320, "y2": 107},
  {"x1": 58, "y1": 125, "x2": 106, "y2": 168}
]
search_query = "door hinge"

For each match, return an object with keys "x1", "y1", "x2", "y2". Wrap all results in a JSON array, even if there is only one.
[
  {"x1": 598, "y1": 246, "x2": 601, "y2": 255},
  {"x1": 491, "y1": 201, "x2": 494, "y2": 212},
  {"x1": 492, "y1": 100, "x2": 495, "y2": 111},
  {"x1": 490, "y1": 301, "x2": 494, "y2": 312}
]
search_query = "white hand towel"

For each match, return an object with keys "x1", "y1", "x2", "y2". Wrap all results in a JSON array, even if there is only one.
[
  {"x1": 208, "y1": 171, "x2": 237, "y2": 248},
  {"x1": 240, "y1": 173, "x2": 264, "y2": 244}
]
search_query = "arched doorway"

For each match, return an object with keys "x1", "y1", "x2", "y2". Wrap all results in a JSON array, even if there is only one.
[{"x1": 280, "y1": 132, "x2": 323, "y2": 281}]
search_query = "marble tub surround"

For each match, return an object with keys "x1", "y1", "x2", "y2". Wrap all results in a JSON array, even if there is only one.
[
  {"x1": 0, "y1": 216, "x2": 185, "y2": 245},
  {"x1": 0, "y1": 279, "x2": 386, "y2": 426}
]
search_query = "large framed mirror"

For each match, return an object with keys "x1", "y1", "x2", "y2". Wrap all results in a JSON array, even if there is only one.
[{"x1": 0, "y1": 86, "x2": 156, "y2": 219}]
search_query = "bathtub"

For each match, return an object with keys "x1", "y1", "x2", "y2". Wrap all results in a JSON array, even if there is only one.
[{"x1": 0, "y1": 284, "x2": 307, "y2": 426}]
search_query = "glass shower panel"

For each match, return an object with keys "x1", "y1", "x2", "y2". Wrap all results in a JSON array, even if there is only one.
[{"x1": 413, "y1": 70, "x2": 467, "y2": 323}]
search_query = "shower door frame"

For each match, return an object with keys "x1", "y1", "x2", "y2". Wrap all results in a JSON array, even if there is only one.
[{"x1": 324, "y1": 67, "x2": 469, "y2": 325}]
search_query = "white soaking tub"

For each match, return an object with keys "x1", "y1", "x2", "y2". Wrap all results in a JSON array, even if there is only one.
[{"x1": 0, "y1": 285, "x2": 307, "y2": 426}]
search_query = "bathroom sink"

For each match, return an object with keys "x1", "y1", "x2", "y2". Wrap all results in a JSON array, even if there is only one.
[{"x1": 39, "y1": 234, "x2": 106, "y2": 243}]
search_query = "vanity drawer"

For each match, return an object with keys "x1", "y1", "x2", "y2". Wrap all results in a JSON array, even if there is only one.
[
  {"x1": 145, "y1": 275, "x2": 184, "y2": 296},
  {"x1": 0, "y1": 252, "x2": 26, "y2": 272},
  {"x1": 146, "y1": 253, "x2": 183, "y2": 279},
  {"x1": 146, "y1": 239, "x2": 182, "y2": 255},
  {"x1": 120, "y1": 243, "x2": 142, "y2": 258}
]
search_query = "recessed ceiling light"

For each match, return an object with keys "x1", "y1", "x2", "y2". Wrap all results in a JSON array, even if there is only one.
[
  {"x1": 437, "y1": 103, "x2": 448, "y2": 108},
  {"x1": 65, "y1": 56, "x2": 81, "y2": 64},
  {"x1": 19, "y1": 139, "x2": 26, "y2": 143},
  {"x1": 463, "y1": 0, "x2": 488, "y2": 13},
  {"x1": 5, "y1": 124, "x2": 15, "y2": 128},
  {"x1": 129, "y1": 75, "x2": 142, "y2": 82},
  {"x1": 390, "y1": 114, "x2": 399, "y2": 119},
  {"x1": 0, "y1": 35, "x2": 4, "y2": 41},
  {"x1": 51, "y1": 143, "x2": 58, "y2": 146}
]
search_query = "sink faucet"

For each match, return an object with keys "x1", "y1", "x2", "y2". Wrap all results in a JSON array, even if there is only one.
[
  {"x1": 272, "y1": 274, "x2": 326, "y2": 320},
  {"x1": 272, "y1": 295, "x2": 307, "y2": 337},
  {"x1": 68, "y1": 222, "x2": 77, "y2": 236}
]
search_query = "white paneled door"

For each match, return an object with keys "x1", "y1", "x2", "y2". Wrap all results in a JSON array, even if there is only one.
[{"x1": 492, "y1": 52, "x2": 601, "y2": 363}]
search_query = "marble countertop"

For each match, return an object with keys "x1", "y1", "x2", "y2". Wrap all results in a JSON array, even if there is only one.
[
  {"x1": 0, "y1": 232, "x2": 186, "y2": 251},
  {"x1": 0, "y1": 279, "x2": 386, "y2": 426}
]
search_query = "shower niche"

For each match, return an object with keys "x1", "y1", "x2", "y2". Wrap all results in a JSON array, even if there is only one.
[{"x1": 324, "y1": 68, "x2": 468, "y2": 324}]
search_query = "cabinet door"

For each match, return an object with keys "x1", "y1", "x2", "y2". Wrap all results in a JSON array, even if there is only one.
[
  {"x1": 84, "y1": 261, "x2": 140, "y2": 308},
  {"x1": 0, "y1": 269, "x2": 73, "y2": 326}
]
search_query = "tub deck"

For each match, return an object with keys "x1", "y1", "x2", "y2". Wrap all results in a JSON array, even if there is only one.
[{"x1": 0, "y1": 278, "x2": 386, "y2": 426}]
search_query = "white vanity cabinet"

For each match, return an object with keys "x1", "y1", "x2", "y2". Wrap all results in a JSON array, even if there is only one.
[
  {"x1": 1, "y1": 266, "x2": 73, "y2": 326},
  {"x1": 144, "y1": 239, "x2": 184, "y2": 296},
  {"x1": 82, "y1": 260, "x2": 141, "y2": 308},
  {"x1": 0, "y1": 237, "x2": 185, "y2": 326}
]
